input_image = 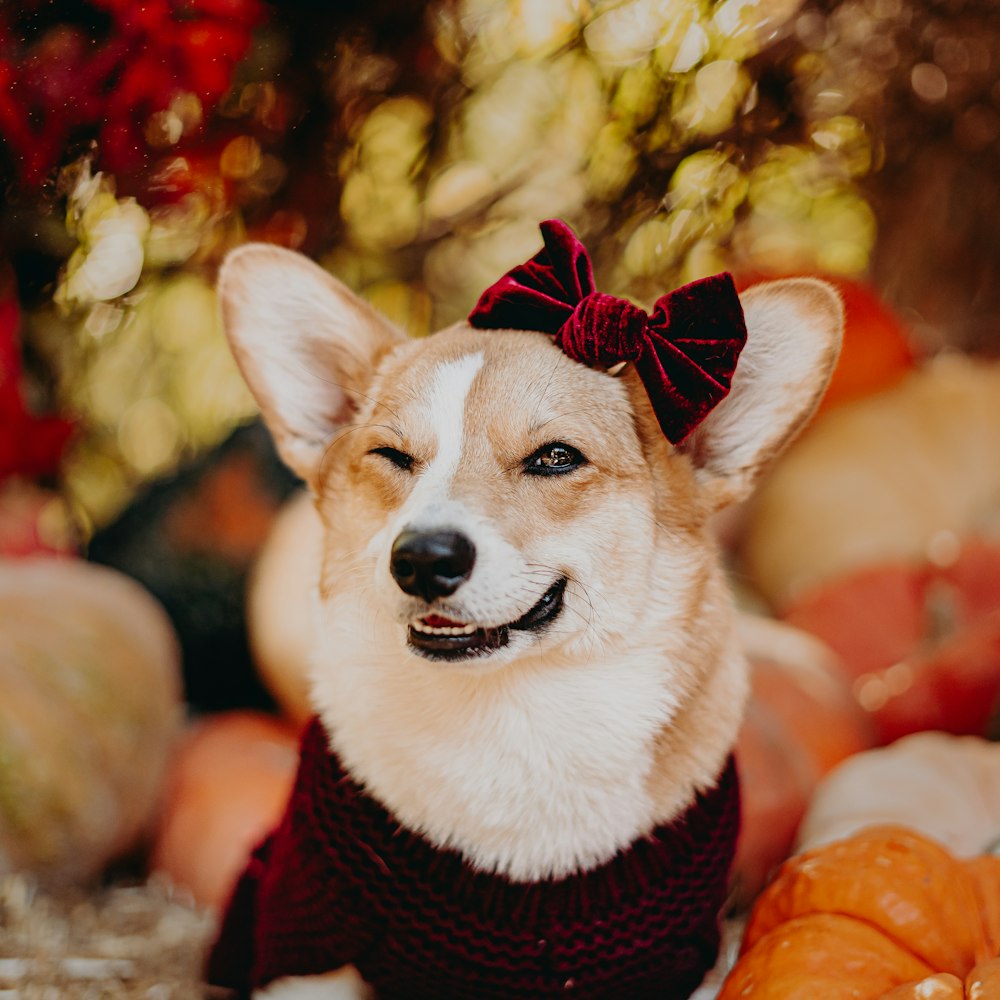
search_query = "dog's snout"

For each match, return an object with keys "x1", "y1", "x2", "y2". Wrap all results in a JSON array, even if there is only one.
[{"x1": 390, "y1": 530, "x2": 476, "y2": 602}]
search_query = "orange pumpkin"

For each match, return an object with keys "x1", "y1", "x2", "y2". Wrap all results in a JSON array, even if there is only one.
[
  {"x1": 783, "y1": 562, "x2": 925, "y2": 683},
  {"x1": 732, "y1": 619, "x2": 874, "y2": 902},
  {"x1": 784, "y1": 541, "x2": 1000, "y2": 743},
  {"x1": 732, "y1": 697, "x2": 816, "y2": 906},
  {"x1": 880, "y1": 916, "x2": 1000, "y2": 1000},
  {"x1": 747, "y1": 654, "x2": 873, "y2": 778},
  {"x1": 150, "y1": 710, "x2": 299, "y2": 910},
  {"x1": 880, "y1": 958, "x2": 1000, "y2": 1000},
  {"x1": 966, "y1": 857, "x2": 1000, "y2": 958},
  {"x1": 720, "y1": 827, "x2": 1000, "y2": 1000},
  {"x1": 738, "y1": 616, "x2": 876, "y2": 770},
  {"x1": 814, "y1": 277, "x2": 916, "y2": 416},
  {"x1": 723, "y1": 913, "x2": 935, "y2": 998}
]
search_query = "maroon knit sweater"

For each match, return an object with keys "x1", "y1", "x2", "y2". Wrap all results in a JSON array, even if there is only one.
[{"x1": 207, "y1": 718, "x2": 740, "y2": 999}]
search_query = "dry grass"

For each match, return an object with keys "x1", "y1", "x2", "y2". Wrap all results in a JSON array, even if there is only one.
[{"x1": 0, "y1": 874, "x2": 216, "y2": 999}]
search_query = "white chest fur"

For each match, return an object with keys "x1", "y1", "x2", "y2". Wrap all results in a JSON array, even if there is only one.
[{"x1": 309, "y1": 592, "x2": 686, "y2": 883}]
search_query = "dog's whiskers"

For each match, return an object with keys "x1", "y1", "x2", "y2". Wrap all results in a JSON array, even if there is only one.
[{"x1": 515, "y1": 565, "x2": 602, "y2": 636}]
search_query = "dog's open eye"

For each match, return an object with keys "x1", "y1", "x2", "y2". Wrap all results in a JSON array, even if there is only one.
[
  {"x1": 368, "y1": 446, "x2": 414, "y2": 471},
  {"x1": 524, "y1": 442, "x2": 586, "y2": 476}
]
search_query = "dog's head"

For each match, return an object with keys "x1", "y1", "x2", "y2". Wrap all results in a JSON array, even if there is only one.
[
  {"x1": 220, "y1": 241, "x2": 842, "y2": 876},
  {"x1": 220, "y1": 245, "x2": 841, "y2": 678}
]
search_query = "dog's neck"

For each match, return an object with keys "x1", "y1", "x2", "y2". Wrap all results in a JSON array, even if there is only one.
[{"x1": 309, "y1": 557, "x2": 745, "y2": 883}]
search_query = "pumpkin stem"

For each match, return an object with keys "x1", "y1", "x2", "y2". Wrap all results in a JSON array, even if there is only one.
[{"x1": 922, "y1": 578, "x2": 961, "y2": 649}]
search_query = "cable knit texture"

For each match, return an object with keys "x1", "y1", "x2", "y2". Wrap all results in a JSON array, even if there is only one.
[
  {"x1": 467, "y1": 219, "x2": 747, "y2": 445},
  {"x1": 207, "y1": 718, "x2": 740, "y2": 999}
]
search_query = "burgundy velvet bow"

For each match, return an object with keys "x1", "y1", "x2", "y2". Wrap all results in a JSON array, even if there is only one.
[{"x1": 468, "y1": 219, "x2": 748, "y2": 444}]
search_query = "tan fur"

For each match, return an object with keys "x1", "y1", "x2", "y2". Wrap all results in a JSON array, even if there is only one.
[{"x1": 219, "y1": 243, "x2": 842, "y2": 904}]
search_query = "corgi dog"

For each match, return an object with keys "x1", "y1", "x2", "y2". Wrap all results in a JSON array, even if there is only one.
[{"x1": 208, "y1": 227, "x2": 842, "y2": 1000}]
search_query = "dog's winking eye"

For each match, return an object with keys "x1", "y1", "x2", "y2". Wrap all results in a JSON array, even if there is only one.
[
  {"x1": 368, "y1": 446, "x2": 414, "y2": 471},
  {"x1": 524, "y1": 442, "x2": 586, "y2": 476}
]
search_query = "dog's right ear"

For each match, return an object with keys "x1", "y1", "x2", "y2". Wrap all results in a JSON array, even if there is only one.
[{"x1": 218, "y1": 244, "x2": 406, "y2": 489}]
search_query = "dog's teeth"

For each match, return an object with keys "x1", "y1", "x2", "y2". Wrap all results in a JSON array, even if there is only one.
[{"x1": 412, "y1": 622, "x2": 479, "y2": 636}]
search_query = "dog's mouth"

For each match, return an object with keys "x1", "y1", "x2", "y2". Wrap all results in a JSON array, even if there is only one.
[{"x1": 407, "y1": 578, "x2": 567, "y2": 661}]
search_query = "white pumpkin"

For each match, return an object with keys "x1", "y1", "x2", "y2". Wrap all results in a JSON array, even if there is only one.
[
  {"x1": 797, "y1": 731, "x2": 1000, "y2": 858},
  {"x1": 247, "y1": 491, "x2": 322, "y2": 725},
  {"x1": 740, "y1": 356, "x2": 1000, "y2": 609}
]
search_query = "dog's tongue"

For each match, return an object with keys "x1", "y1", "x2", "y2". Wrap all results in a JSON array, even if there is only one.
[{"x1": 421, "y1": 614, "x2": 469, "y2": 628}]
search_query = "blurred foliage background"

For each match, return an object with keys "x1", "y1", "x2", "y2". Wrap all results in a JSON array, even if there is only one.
[{"x1": 1, "y1": 0, "x2": 999, "y2": 538}]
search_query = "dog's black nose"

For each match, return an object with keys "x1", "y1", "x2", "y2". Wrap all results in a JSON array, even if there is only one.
[{"x1": 390, "y1": 530, "x2": 476, "y2": 602}]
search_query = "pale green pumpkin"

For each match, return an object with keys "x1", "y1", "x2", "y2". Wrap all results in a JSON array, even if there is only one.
[{"x1": 0, "y1": 557, "x2": 182, "y2": 885}]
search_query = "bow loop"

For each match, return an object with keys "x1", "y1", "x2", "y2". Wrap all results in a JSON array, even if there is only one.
[
  {"x1": 468, "y1": 219, "x2": 747, "y2": 444},
  {"x1": 555, "y1": 293, "x2": 647, "y2": 368},
  {"x1": 467, "y1": 219, "x2": 595, "y2": 334}
]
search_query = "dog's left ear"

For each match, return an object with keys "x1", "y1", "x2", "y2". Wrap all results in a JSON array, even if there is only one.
[{"x1": 678, "y1": 277, "x2": 843, "y2": 511}]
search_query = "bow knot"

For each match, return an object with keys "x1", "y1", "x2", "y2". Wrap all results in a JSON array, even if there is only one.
[
  {"x1": 556, "y1": 293, "x2": 647, "y2": 368},
  {"x1": 468, "y1": 219, "x2": 747, "y2": 444}
]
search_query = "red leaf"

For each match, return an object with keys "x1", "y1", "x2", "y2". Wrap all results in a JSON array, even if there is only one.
[{"x1": 0, "y1": 281, "x2": 74, "y2": 483}]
